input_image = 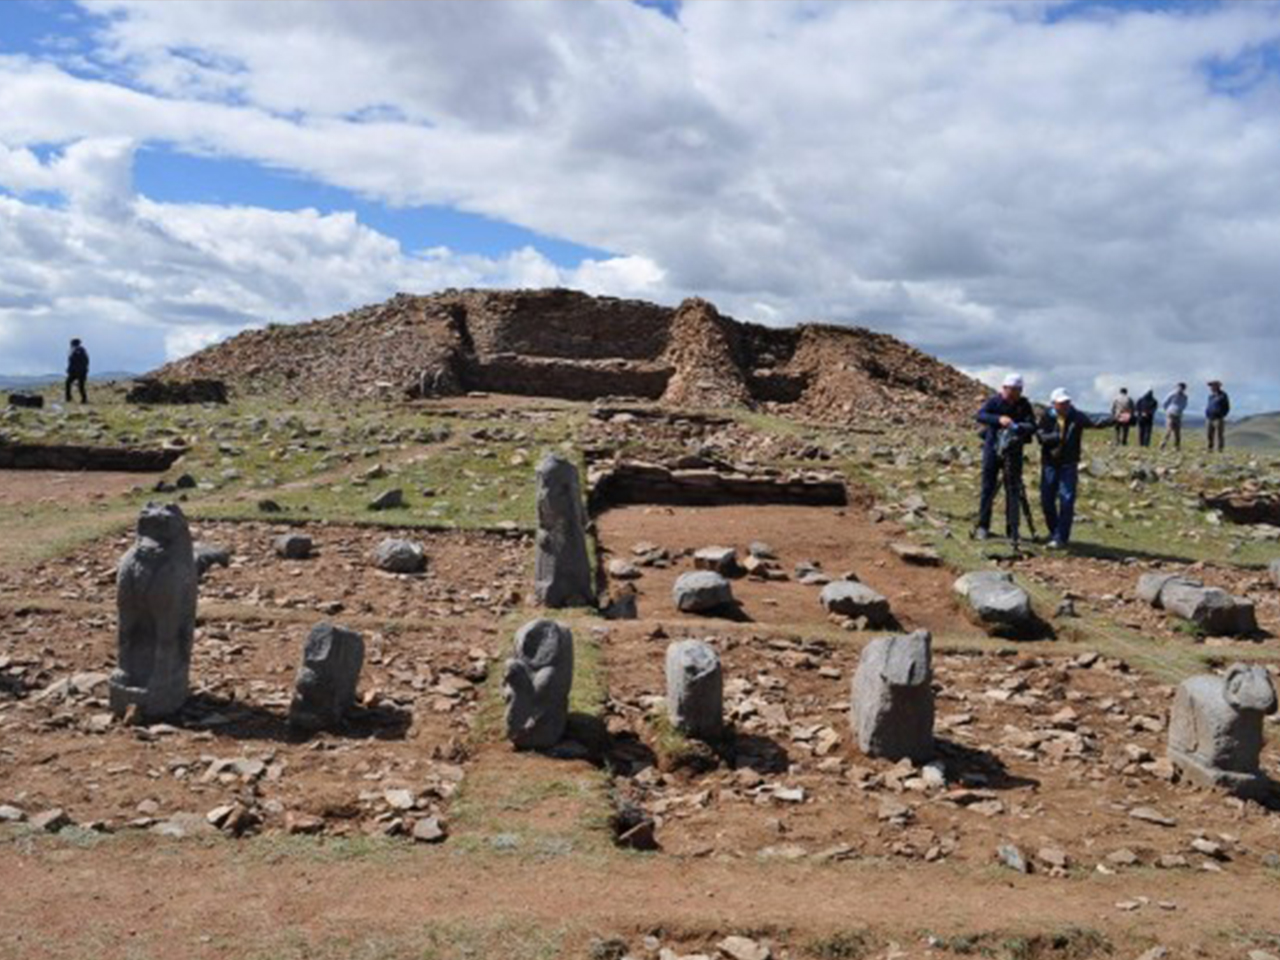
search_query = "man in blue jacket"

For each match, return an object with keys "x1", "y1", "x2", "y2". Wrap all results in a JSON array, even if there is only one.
[
  {"x1": 1205, "y1": 380, "x2": 1230, "y2": 452},
  {"x1": 974, "y1": 373, "x2": 1036, "y2": 541},
  {"x1": 1036, "y1": 388, "x2": 1114, "y2": 548}
]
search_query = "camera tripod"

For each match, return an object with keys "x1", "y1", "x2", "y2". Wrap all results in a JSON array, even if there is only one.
[{"x1": 993, "y1": 444, "x2": 1038, "y2": 548}]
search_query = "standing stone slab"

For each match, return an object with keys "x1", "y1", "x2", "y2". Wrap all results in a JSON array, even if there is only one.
[
  {"x1": 533, "y1": 454, "x2": 593, "y2": 608},
  {"x1": 672, "y1": 570, "x2": 734, "y2": 614},
  {"x1": 110, "y1": 503, "x2": 198, "y2": 719},
  {"x1": 504, "y1": 619, "x2": 574, "y2": 750},
  {"x1": 820, "y1": 580, "x2": 893, "y2": 628},
  {"x1": 665, "y1": 640, "x2": 724, "y2": 740},
  {"x1": 289, "y1": 622, "x2": 364, "y2": 732},
  {"x1": 953, "y1": 570, "x2": 1036, "y2": 637},
  {"x1": 1168, "y1": 663, "x2": 1277, "y2": 799},
  {"x1": 850, "y1": 630, "x2": 935, "y2": 762}
]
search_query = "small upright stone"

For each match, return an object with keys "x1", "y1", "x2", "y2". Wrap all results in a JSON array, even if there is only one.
[
  {"x1": 503, "y1": 619, "x2": 574, "y2": 750},
  {"x1": 665, "y1": 640, "x2": 724, "y2": 740},
  {"x1": 672, "y1": 570, "x2": 734, "y2": 614},
  {"x1": 1269, "y1": 558, "x2": 1280, "y2": 588},
  {"x1": 1167, "y1": 663, "x2": 1277, "y2": 799},
  {"x1": 289, "y1": 622, "x2": 365, "y2": 732},
  {"x1": 533, "y1": 454, "x2": 593, "y2": 608},
  {"x1": 274, "y1": 533, "x2": 313, "y2": 559},
  {"x1": 110, "y1": 503, "x2": 198, "y2": 719},
  {"x1": 850, "y1": 630, "x2": 934, "y2": 762},
  {"x1": 373, "y1": 538, "x2": 426, "y2": 573},
  {"x1": 820, "y1": 580, "x2": 893, "y2": 628}
]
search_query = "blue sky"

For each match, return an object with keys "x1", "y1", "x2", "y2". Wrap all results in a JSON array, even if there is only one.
[{"x1": 3, "y1": 0, "x2": 1280, "y2": 414}]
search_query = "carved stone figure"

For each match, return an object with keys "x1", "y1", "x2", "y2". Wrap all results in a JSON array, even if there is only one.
[
  {"x1": 109, "y1": 503, "x2": 198, "y2": 719},
  {"x1": 850, "y1": 630, "x2": 934, "y2": 762},
  {"x1": 504, "y1": 619, "x2": 574, "y2": 749},
  {"x1": 533, "y1": 454, "x2": 593, "y2": 607},
  {"x1": 289, "y1": 622, "x2": 365, "y2": 732},
  {"x1": 665, "y1": 640, "x2": 724, "y2": 740},
  {"x1": 1168, "y1": 663, "x2": 1277, "y2": 799}
]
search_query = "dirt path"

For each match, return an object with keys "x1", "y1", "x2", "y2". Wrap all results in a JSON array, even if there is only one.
[{"x1": 1, "y1": 836, "x2": 1277, "y2": 959}]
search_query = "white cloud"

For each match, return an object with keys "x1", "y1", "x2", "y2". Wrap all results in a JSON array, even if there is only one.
[{"x1": 0, "y1": 1, "x2": 1278, "y2": 410}]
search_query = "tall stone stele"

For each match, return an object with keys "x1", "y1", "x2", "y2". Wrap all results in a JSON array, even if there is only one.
[
  {"x1": 665, "y1": 639, "x2": 724, "y2": 741},
  {"x1": 533, "y1": 453, "x2": 593, "y2": 608},
  {"x1": 504, "y1": 619, "x2": 574, "y2": 750},
  {"x1": 110, "y1": 502, "x2": 198, "y2": 719},
  {"x1": 289, "y1": 622, "x2": 365, "y2": 733},
  {"x1": 1167, "y1": 663, "x2": 1277, "y2": 800},
  {"x1": 850, "y1": 630, "x2": 935, "y2": 763}
]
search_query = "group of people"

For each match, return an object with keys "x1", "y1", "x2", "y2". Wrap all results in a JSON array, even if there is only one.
[
  {"x1": 974, "y1": 373, "x2": 1233, "y2": 550},
  {"x1": 1108, "y1": 380, "x2": 1230, "y2": 452}
]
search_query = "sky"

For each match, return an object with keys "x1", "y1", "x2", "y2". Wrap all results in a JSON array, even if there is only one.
[{"x1": 2, "y1": 0, "x2": 1280, "y2": 413}]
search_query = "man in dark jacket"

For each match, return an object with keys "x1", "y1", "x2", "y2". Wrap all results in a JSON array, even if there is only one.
[
  {"x1": 1205, "y1": 380, "x2": 1230, "y2": 452},
  {"x1": 65, "y1": 338, "x2": 89, "y2": 404},
  {"x1": 974, "y1": 373, "x2": 1036, "y2": 541},
  {"x1": 1037, "y1": 387, "x2": 1114, "y2": 548},
  {"x1": 1134, "y1": 389, "x2": 1158, "y2": 447}
]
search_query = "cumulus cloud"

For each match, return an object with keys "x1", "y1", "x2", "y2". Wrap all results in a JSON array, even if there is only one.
[{"x1": 2, "y1": 0, "x2": 1280, "y2": 411}]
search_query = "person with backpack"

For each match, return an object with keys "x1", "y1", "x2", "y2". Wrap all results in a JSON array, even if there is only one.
[
  {"x1": 1205, "y1": 380, "x2": 1230, "y2": 452},
  {"x1": 65, "y1": 338, "x2": 89, "y2": 404},
  {"x1": 1134, "y1": 389, "x2": 1158, "y2": 447}
]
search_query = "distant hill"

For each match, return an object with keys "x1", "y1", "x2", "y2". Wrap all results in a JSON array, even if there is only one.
[
  {"x1": 1229, "y1": 411, "x2": 1280, "y2": 451},
  {"x1": 0, "y1": 372, "x2": 137, "y2": 390}
]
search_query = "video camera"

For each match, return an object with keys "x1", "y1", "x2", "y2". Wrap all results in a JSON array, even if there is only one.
[{"x1": 994, "y1": 422, "x2": 1034, "y2": 458}]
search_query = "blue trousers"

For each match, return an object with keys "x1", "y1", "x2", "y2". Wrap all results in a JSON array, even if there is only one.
[{"x1": 1040, "y1": 462, "x2": 1078, "y2": 544}]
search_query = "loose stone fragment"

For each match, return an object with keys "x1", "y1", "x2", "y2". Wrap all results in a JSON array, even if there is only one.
[
  {"x1": 953, "y1": 570, "x2": 1038, "y2": 638},
  {"x1": 672, "y1": 570, "x2": 734, "y2": 614},
  {"x1": 193, "y1": 541, "x2": 230, "y2": 580},
  {"x1": 373, "y1": 538, "x2": 426, "y2": 573},
  {"x1": 693, "y1": 545, "x2": 738, "y2": 575},
  {"x1": 274, "y1": 533, "x2": 313, "y2": 559},
  {"x1": 821, "y1": 580, "x2": 893, "y2": 628}
]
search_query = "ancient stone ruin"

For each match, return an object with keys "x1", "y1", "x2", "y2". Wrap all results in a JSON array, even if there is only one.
[
  {"x1": 1167, "y1": 663, "x2": 1277, "y2": 799},
  {"x1": 533, "y1": 453, "x2": 593, "y2": 608},
  {"x1": 109, "y1": 503, "x2": 198, "y2": 719},
  {"x1": 850, "y1": 630, "x2": 935, "y2": 762},
  {"x1": 153, "y1": 288, "x2": 986, "y2": 426},
  {"x1": 126, "y1": 377, "x2": 229, "y2": 405},
  {"x1": 665, "y1": 640, "x2": 724, "y2": 741},
  {"x1": 1137, "y1": 572, "x2": 1258, "y2": 636},
  {"x1": 503, "y1": 619, "x2": 574, "y2": 750},
  {"x1": 289, "y1": 622, "x2": 365, "y2": 733}
]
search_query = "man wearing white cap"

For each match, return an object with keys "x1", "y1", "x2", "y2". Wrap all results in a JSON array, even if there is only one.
[
  {"x1": 973, "y1": 373, "x2": 1036, "y2": 541},
  {"x1": 1036, "y1": 387, "x2": 1115, "y2": 548}
]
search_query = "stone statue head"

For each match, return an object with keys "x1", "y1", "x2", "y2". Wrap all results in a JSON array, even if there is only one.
[
  {"x1": 136, "y1": 502, "x2": 192, "y2": 549},
  {"x1": 1224, "y1": 663, "x2": 1278, "y2": 715}
]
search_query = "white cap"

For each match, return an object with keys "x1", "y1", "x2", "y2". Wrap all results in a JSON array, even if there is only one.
[
  {"x1": 1002, "y1": 373, "x2": 1024, "y2": 389},
  {"x1": 1050, "y1": 387, "x2": 1071, "y2": 403}
]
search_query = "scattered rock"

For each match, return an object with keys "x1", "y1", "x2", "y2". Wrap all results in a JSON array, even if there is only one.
[
  {"x1": 412, "y1": 816, "x2": 447, "y2": 843},
  {"x1": 373, "y1": 538, "x2": 426, "y2": 574},
  {"x1": 672, "y1": 570, "x2": 735, "y2": 614},
  {"x1": 693, "y1": 545, "x2": 738, "y2": 575},
  {"x1": 274, "y1": 533, "x2": 313, "y2": 559},
  {"x1": 953, "y1": 570, "x2": 1039, "y2": 638},
  {"x1": 820, "y1": 580, "x2": 893, "y2": 628},
  {"x1": 368, "y1": 488, "x2": 404, "y2": 511}
]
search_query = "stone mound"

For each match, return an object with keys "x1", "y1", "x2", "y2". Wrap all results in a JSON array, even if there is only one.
[{"x1": 153, "y1": 287, "x2": 986, "y2": 426}]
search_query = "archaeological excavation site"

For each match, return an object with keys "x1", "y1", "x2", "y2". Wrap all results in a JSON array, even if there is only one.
[{"x1": 2, "y1": 288, "x2": 1279, "y2": 960}]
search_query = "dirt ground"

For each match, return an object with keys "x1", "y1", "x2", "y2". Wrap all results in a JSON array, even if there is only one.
[
  {"x1": 595, "y1": 503, "x2": 980, "y2": 637},
  {"x1": 0, "y1": 469, "x2": 144, "y2": 507},
  {"x1": 2, "y1": 489, "x2": 1279, "y2": 959}
]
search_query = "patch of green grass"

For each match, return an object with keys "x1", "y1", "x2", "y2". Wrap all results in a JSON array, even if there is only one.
[{"x1": 806, "y1": 928, "x2": 878, "y2": 959}]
